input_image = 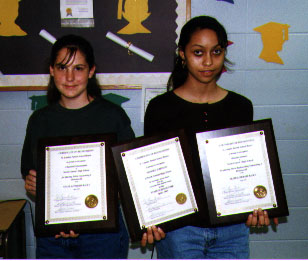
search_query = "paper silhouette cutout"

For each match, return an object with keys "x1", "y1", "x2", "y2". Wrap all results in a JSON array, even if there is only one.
[
  {"x1": 30, "y1": 95, "x2": 48, "y2": 111},
  {"x1": 0, "y1": 0, "x2": 27, "y2": 36},
  {"x1": 103, "y1": 93, "x2": 130, "y2": 106},
  {"x1": 254, "y1": 22, "x2": 290, "y2": 64},
  {"x1": 66, "y1": 8, "x2": 73, "y2": 17},
  {"x1": 217, "y1": 0, "x2": 234, "y2": 4},
  {"x1": 117, "y1": 0, "x2": 151, "y2": 34}
]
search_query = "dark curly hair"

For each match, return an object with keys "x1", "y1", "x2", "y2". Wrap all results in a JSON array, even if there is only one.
[{"x1": 167, "y1": 16, "x2": 232, "y2": 91}]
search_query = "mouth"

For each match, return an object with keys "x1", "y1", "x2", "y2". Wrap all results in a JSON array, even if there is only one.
[
  {"x1": 64, "y1": 85, "x2": 77, "y2": 89},
  {"x1": 200, "y1": 70, "x2": 214, "y2": 77}
]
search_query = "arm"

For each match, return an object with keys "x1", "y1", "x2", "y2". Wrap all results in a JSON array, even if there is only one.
[
  {"x1": 144, "y1": 99, "x2": 163, "y2": 136},
  {"x1": 24, "y1": 168, "x2": 80, "y2": 238},
  {"x1": 21, "y1": 113, "x2": 80, "y2": 238},
  {"x1": 22, "y1": 114, "x2": 39, "y2": 197},
  {"x1": 116, "y1": 106, "x2": 135, "y2": 142},
  {"x1": 21, "y1": 112, "x2": 38, "y2": 179}
]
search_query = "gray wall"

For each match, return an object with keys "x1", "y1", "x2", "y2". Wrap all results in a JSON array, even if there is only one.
[
  {"x1": 193, "y1": 0, "x2": 308, "y2": 259},
  {"x1": 0, "y1": 0, "x2": 307, "y2": 259}
]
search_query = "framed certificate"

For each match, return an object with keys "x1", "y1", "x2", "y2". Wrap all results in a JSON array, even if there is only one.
[
  {"x1": 196, "y1": 119, "x2": 289, "y2": 226},
  {"x1": 35, "y1": 133, "x2": 118, "y2": 237},
  {"x1": 112, "y1": 129, "x2": 205, "y2": 241}
]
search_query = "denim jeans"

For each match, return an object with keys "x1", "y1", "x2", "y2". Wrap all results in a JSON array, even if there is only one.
[
  {"x1": 36, "y1": 211, "x2": 129, "y2": 259},
  {"x1": 155, "y1": 223, "x2": 249, "y2": 259}
]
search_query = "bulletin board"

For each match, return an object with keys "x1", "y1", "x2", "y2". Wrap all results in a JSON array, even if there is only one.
[{"x1": 0, "y1": 0, "x2": 191, "y2": 91}]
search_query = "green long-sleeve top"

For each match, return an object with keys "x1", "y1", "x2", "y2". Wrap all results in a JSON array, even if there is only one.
[{"x1": 21, "y1": 97, "x2": 135, "y2": 178}]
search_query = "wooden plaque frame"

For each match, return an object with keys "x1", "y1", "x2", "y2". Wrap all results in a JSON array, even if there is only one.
[{"x1": 35, "y1": 133, "x2": 118, "y2": 237}]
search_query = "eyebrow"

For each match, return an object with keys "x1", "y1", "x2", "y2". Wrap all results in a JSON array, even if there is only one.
[
  {"x1": 191, "y1": 43, "x2": 222, "y2": 49},
  {"x1": 55, "y1": 63, "x2": 87, "y2": 67}
]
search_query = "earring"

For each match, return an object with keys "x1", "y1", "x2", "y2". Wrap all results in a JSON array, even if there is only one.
[{"x1": 182, "y1": 60, "x2": 186, "y2": 69}]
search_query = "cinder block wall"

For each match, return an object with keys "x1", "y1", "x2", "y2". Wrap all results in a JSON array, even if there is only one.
[
  {"x1": 0, "y1": 0, "x2": 307, "y2": 259},
  {"x1": 193, "y1": 0, "x2": 308, "y2": 258}
]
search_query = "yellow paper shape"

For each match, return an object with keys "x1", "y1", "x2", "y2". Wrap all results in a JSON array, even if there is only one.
[
  {"x1": 0, "y1": 0, "x2": 27, "y2": 36},
  {"x1": 254, "y1": 22, "x2": 290, "y2": 64},
  {"x1": 66, "y1": 8, "x2": 73, "y2": 17},
  {"x1": 117, "y1": 0, "x2": 151, "y2": 35}
]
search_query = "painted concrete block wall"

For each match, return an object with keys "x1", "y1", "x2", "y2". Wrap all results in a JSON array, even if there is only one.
[
  {"x1": 0, "y1": 89, "x2": 153, "y2": 259},
  {"x1": 0, "y1": 0, "x2": 307, "y2": 259},
  {"x1": 193, "y1": 0, "x2": 308, "y2": 259}
]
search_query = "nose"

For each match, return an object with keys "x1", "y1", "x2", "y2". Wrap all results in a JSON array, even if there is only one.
[
  {"x1": 203, "y1": 52, "x2": 213, "y2": 66},
  {"x1": 66, "y1": 69, "x2": 74, "y2": 81}
]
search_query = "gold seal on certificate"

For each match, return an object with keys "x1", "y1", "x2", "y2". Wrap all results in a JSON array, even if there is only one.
[
  {"x1": 254, "y1": 185, "x2": 267, "y2": 199},
  {"x1": 176, "y1": 193, "x2": 187, "y2": 205},
  {"x1": 85, "y1": 195, "x2": 98, "y2": 208}
]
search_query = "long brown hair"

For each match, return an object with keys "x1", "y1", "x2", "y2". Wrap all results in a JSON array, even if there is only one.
[
  {"x1": 167, "y1": 16, "x2": 232, "y2": 91},
  {"x1": 47, "y1": 34, "x2": 101, "y2": 104}
]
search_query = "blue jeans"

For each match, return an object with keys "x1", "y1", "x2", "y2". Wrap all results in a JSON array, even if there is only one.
[
  {"x1": 156, "y1": 224, "x2": 249, "y2": 259},
  {"x1": 36, "y1": 212, "x2": 129, "y2": 259}
]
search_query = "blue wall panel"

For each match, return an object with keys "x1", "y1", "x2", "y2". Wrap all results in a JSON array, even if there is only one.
[
  {"x1": 284, "y1": 175, "x2": 308, "y2": 207},
  {"x1": 0, "y1": 145, "x2": 22, "y2": 179},
  {"x1": 254, "y1": 106, "x2": 308, "y2": 140},
  {"x1": 277, "y1": 140, "x2": 308, "y2": 174},
  {"x1": 250, "y1": 208, "x2": 308, "y2": 241},
  {"x1": 250, "y1": 240, "x2": 308, "y2": 259}
]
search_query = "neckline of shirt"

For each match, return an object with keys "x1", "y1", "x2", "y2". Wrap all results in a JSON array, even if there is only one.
[
  {"x1": 55, "y1": 97, "x2": 100, "y2": 112},
  {"x1": 170, "y1": 90, "x2": 231, "y2": 106}
]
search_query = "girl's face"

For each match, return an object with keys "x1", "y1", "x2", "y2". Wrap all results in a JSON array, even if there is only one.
[
  {"x1": 50, "y1": 48, "x2": 95, "y2": 105},
  {"x1": 180, "y1": 28, "x2": 225, "y2": 87}
]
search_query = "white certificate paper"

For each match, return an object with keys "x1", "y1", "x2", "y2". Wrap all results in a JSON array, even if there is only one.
[
  {"x1": 60, "y1": 0, "x2": 94, "y2": 27},
  {"x1": 197, "y1": 131, "x2": 277, "y2": 217},
  {"x1": 45, "y1": 142, "x2": 107, "y2": 224},
  {"x1": 121, "y1": 138, "x2": 198, "y2": 228},
  {"x1": 60, "y1": 0, "x2": 93, "y2": 19}
]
